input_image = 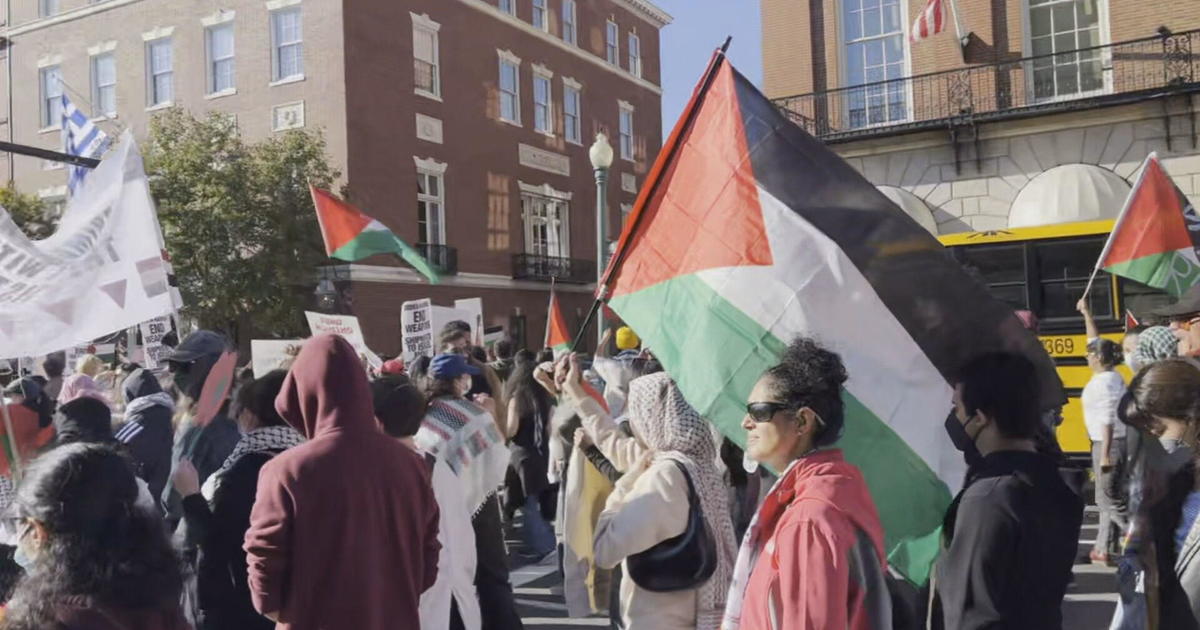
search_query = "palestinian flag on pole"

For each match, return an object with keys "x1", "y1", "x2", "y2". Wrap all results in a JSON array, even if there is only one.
[
  {"x1": 310, "y1": 186, "x2": 440, "y2": 283},
  {"x1": 1098, "y1": 154, "x2": 1200, "y2": 297},
  {"x1": 545, "y1": 282, "x2": 571, "y2": 357},
  {"x1": 602, "y1": 51, "x2": 1063, "y2": 584}
]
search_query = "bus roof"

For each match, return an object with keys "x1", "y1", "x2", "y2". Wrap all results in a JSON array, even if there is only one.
[{"x1": 938, "y1": 219, "x2": 1115, "y2": 247}]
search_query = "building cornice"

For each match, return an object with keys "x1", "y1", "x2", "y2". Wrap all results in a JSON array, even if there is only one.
[
  {"x1": 4, "y1": 0, "x2": 142, "y2": 36},
  {"x1": 614, "y1": 0, "x2": 673, "y2": 28},
  {"x1": 347, "y1": 265, "x2": 596, "y2": 293}
]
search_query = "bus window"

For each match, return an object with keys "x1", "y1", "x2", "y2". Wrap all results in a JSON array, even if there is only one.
[
  {"x1": 1120, "y1": 278, "x2": 1173, "y2": 321},
  {"x1": 1035, "y1": 238, "x2": 1113, "y2": 320},
  {"x1": 951, "y1": 244, "x2": 1028, "y2": 310}
]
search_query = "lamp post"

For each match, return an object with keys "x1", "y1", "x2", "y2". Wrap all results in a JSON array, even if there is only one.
[{"x1": 589, "y1": 132, "x2": 614, "y2": 352}]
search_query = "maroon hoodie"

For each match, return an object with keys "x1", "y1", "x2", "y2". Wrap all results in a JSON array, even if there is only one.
[{"x1": 244, "y1": 335, "x2": 440, "y2": 629}]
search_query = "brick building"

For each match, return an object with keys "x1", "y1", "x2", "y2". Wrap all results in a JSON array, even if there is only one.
[{"x1": 0, "y1": 0, "x2": 669, "y2": 355}]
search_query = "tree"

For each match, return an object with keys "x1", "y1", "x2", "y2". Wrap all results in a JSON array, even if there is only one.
[
  {"x1": 0, "y1": 184, "x2": 54, "y2": 240},
  {"x1": 143, "y1": 108, "x2": 339, "y2": 344}
]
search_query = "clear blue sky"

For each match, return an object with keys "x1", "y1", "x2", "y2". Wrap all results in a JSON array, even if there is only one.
[{"x1": 656, "y1": 1, "x2": 763, "y2": 139}]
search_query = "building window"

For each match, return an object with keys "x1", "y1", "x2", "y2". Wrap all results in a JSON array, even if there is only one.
[
  {"x1": 38, "y1": 0, "x2": 58, "y2": 17},
  {"x1": 499, "y1": 0, "x2": 515, "y2": 15},
  {"x1": 91, "y1": 53, "x2": 116, "y2": 117},
  {"x1": 532, "y1": 0, "x2": 547, "y2": 31},
  {"x1": 147, "y1": 39, "x2": 173, "y2": 106},
  {"x1": 562, "y1": 0, "x2": 577, "y2": 45},
  {"x1": 842, "y1": 0, "x2": 906, "y2": 128},
  {"x1": 1029, "y1": 0, "x2": 1104, "y2": 100},
  {"x1": 499, "y1": 55, "x2": 521, "y2": 125},
  {"x1": 533, "y1": 72, "x2": 553, "y2": 134},
  {"x1": 40, "y1": 66, "x2": 63, "y2": 129},
  {"x1": 563, "y1": 82, "x2": 582, "y2": 144},
  {"x1": 606, "y1": 21, "x2": 619, "y2": 65},
  {"x1": 206, "y1": 23, "x2": 236, "y2": 94},
  {"x1": 271, "y1": 8, "x2": 303, "y2": 82},
  {"x1": 523, "y1": 193, "x2": 570, "y2": 257},
  {"x1": 417, "y1": 169, "x2": 445, "y2": 246},
  {"x1": 618, "y1": 102, "x2": 634, "y2": 161},
  {"x1": 628, "y1": 33, "x2": 642, "y2": 78},
  {"x1": 412, "y1": 14, "x2": 441, "y2": 99}
]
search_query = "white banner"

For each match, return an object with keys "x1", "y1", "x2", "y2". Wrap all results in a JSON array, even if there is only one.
[
  {"x1": 304, "y1": 311, "x2": 382, "y2": 369},
  {"x1": 454, "y1": 298, "x2": 485, "y2": 346},
  {"x1": 138, "y1": 315, "x2": 173, "y2": 370},
  {"x1": 250, "y1": 339, "x2": 304, "y2": 378},
  {"x1": 0, "y1": 131, "x2": 181, "y2": 358},
  {"x1": 401, "y1": 299, "x2": 433, "y2": 363}
]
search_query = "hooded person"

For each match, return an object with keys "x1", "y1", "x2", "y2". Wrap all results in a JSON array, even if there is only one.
[
  {"x1": 244, "y1": 334, "x2": 441, "y2": 630},
  {"x1": 53, "y1": 396, "x2": 158, "y2": 515},
  {"x1": 115, "y1": 368, "x2": 177, "y2": 504}
]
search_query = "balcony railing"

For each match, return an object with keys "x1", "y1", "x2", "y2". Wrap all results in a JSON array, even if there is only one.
[
  {"x1": 416, "y1": 243, "x2": 457, "y2": 275},
  {"x1": 414, "y1": 59, "x2": 438, "y2": 95},
  {"x1": 512, "y1": 253, "x2": 596, "y2": 284},
  {"x1": 772, "y1": 29, "x2": 1200, "y2": 142}
]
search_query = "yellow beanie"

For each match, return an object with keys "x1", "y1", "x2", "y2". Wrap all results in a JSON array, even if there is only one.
[{"x1": 615, "y1": 326, "x2": 640, "y2": 351}]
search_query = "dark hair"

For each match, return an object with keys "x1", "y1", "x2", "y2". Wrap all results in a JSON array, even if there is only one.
[
  {"x1": 54, "y1": 398, "x2": 114, "y2": 446},
  {"x1": 3, "y1": 443, "x2": 183, "y2": 629},
  {"x1": 371, "y1": 376, "x2": 427, "y2": 438},
  {"x1": 442, "y1": 320, "x2": 472, "y2": 335},
  {"x1": 409, "y1": 355, "x2": 432, "y2": 382},
  {"x1": 234, "y1": 370, "x2": 289, "y2": 428},
  {"x1": 4, "y1": 378, "x2": 53, "y2": 429},
  {"x1": 504, "y1": 360, "x2": 554, "y2": 424},
  {"x1": 956, "y1": 352, "x2": 1041, "y2": 440},
  {"x1": 470, "y1": 346, "x2": 488, "y2": 363},
  {"x1": 763, "y1": 337, "x2": 848, "y2": 447},
  {"x1": 514, "y1": 349, "x2": 536, "y2": 365},
  {"x1": 41, "y1": 356, "x2": 65, "y2": 380},
  {"x1": 1118, "y1": 359, "x2": 1200, "y2": 441},
  {"x1": 536, "y1": 349, "x2": 555, "y2": 364},
  {"x1": 423, "y1": 375, "x2": 461, "y2": 402},
  {"x1": 496, "y1": 339, "x2": 514, "y2": 360},
  {"x1": 439, "y1": 327, "x2": 470, "y2": 349},
  {"x1": 1088, "y1": 338, "x2": 1122, "y2": 370}
]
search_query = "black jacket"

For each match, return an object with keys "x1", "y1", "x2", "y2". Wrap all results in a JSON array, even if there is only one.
[
  {"x1": 933, "y1": 450, "x2": 1084, "y2": 630},
  {"x1": 182, "y1": 451, "x2": 277, "y2": 630},
  {"x1": 116, "y1": 369, "x2": 175, "y2": 505}
]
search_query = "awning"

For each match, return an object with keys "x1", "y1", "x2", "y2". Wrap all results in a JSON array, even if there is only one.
[{"x1": 1009, "y1": 164, "x2": 1130, "y2": 228}]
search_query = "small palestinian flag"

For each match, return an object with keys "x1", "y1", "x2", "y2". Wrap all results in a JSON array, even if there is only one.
[
  {"x1": 310, "y1": 186, "x2": 439, "y2": 283},
  {"x1": 1125, "y1": 310, "x2": 1140, "y2": 331},
  {"x1": 1098, "y1": 154, "x2": 1200, "y2": 297},
  {"x1": 603, "y1": 51, "x2": 1063, "y2": 585},
  {"x1": 545, "y1": 283, "x2": 571, "y2": 358}
]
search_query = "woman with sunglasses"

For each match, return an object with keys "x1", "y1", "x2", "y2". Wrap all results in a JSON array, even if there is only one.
[
  {"x1": 1, "y1": 442, "x2": 188, "y2": 630},
  {"x1": 722, "y1": 337, "x2": 890, "y2": 630}
]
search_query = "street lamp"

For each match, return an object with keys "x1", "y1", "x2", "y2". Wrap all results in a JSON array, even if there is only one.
[{"x1": 589, "y1": 132, "x2": 614, "y2": 352}]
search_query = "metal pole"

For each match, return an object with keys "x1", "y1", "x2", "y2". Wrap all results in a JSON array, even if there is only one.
[
  {"x1": 4, "y1": 3, "x2": 13, "y2": 182},
  {"x1": 594, "y1": 165, "x2": 608, "y2": 353}
]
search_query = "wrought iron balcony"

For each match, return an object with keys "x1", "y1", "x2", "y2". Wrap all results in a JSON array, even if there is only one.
[
  {"x1": 772, "y1": 29, "x2": 1200, "y2": 143},
  {"x1": 512, "y1": 253, "x2": 596, "y2": 284},
  {"x1": 417, "y1": 243, "x2": 457, "y2": 275}
]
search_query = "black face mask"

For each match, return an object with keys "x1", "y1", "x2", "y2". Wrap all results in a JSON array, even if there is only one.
[{"x1": 945, "y1": 410, "x2": 983, "y2": 469}]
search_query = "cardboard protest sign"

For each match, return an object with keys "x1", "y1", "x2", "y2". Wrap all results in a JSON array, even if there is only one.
[
  {"x1": 304, "y1": 311, "x2": 382, "y2": 369},
  {"x1": 430, "y1": 305, "x2": 474, "y2": 346},
  {"x1": 401, "y1": 299, "x2": 433, "y2": 362},
  {"x1": 251, "y1": 339, "x2": 304, "y2": 377},
  {"x1": 0, "y1": 132, "x2": 182, "y2": 358},
  {"x1": 193, "y1": 351, "x2": 237, "y2": 427},
  {"x1": 139, "y1": 316, "x2": 173, "y2": 370},
  {"x1": 454, "y1": 298, "x2": 485, "y2": 345}
]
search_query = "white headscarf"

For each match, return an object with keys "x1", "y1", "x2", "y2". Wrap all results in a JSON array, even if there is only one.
[{"x1": 627, "y1": 372, "x2": 738, "y2": 630}]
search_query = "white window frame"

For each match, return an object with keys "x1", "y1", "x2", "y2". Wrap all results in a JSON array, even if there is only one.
[
  {"x1": 145, "y1": 38, "x2": 174, "y2": 108},
  {"x1": 270, "y1": 7, "x2": 304, "y2": 84},
  {"x1": 412, "y1": 13, "x2": 442, "y2": 100},
  {"x1": 1022, "y1": 0, "x2": 1112, "y2": 104},
  {"x1": 205, "y1": 22, "x2": 237, "y2": 96},
  {"x1": 38, "y1": 0, "x2": 58, "y2": 18},
  {"x1": 618, "y1": 100, "x2": 634, "y2": 161},
  {"x1": 562, "y1": 0, "x2": 577, "y2": 45},
  {"x1": 39, "y1": 65, "x2": 63, "y2": 130},
  {"x1": 520, "y1": 182, "x2": 572, "y2": 258},
  {"x1": 628, "y1": 32, "x2": 642, "y2": 78},
  {"x1": 606, "y1": 20, "x2": 620, "y2": 65},
  {"x1": 90, "y1": 52, "x2": 117, "y2": 118},
  {"x1": 415, "y1": 157, "x2": 448, "y2": 246},
  {"x1": 840, "y1": 0, "x2": 910, "y2": 129},
  {"x1": 498, "y1": 50, "x2": 522, "y2": 126},
  {"x1": 533, "y1": 65, "x2": 554, "y2": 136},
  {"x1": 563, "y1": 77, "x2": 582, "y2": 145},
  {"x1": 498, "y1": 0, "x2": 515, "y2": 15},
  {"x1": 532, "y1": 0, "x2": 548, "y2": 31}
]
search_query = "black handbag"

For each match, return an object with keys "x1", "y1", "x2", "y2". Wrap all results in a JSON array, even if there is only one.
[{"x1": 626, "y1": 460, "x2": 718, "y2": 592}]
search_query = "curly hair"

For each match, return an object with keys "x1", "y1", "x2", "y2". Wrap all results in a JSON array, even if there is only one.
[
  {"x1": 1, "y1": 443, "x2": 183, "y2": 630},
  {"x1": 764, "y1": 337, "x2": 849, "y2": 447}
]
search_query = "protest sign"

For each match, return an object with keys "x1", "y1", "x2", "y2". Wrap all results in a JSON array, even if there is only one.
[
  {"x1": 401, "y1": 299, "x2": 433, "y2": 362},
  {"x1": 454, "y1": 298, "x2": 485, "y2": 345},
  {"x1": 251, "y1": 339, "x2": 304, "y2": 377},
  {"x1": 304, "y1": 311, "x2": 382, "y2": 369},
  {"x1": 139, "y1": 316, "x2": 172, "y2": 369},
  {"x1": 0, "y1": 132, "x2": 181, "y2": 358},
  {"x1": 193, "y1": 351, "x2": 237, "y2": 427},
  {"x1": 430, "y1": 305, "x2": 474, "y2": 343}
]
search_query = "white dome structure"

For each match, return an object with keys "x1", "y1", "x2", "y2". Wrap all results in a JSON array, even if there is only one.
[
  {"x1": 1009, "y1": 164, "x2": 1130, "y2": 228},
  {"x1": 877, "y1": 186, "x2": 939, "y2": 235}
]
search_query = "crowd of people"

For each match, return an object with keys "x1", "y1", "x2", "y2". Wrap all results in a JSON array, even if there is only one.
[{"x1": 3, "y1": 285, "x2": 1200, "y2": 629}]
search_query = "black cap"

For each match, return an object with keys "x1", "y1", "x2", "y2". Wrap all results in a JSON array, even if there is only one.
[
  {"x1": 1153, "y1": 284, "x2": 1200, "y2": 319},
  {"x1": 166, "y1": 330, "x2": 229, "y2": 364}
]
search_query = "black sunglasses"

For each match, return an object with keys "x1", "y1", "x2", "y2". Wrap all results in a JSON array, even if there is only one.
[{"x1": 745, "y1": 402, "x2": 792, "y2": 423}]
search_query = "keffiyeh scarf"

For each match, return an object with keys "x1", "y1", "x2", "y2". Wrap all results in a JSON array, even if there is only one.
[
  {"x1": 201, "y1": 425, "x2": 305, "y2": 501},
  {"x1": 416, "y1": 396, "x2": 510, "y2": 516}
]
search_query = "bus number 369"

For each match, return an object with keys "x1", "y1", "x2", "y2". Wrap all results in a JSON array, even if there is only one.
[{"x1": 1041, "y1": 338, "x2": 1075, "y2": 356}]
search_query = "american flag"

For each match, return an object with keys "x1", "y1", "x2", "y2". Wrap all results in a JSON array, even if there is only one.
[
  {"x1": 61, "y1": 93, "x2": 110, "y2": 196},
  {"x1": 911, "y1": 0, "x2": 945, "y2": 43}
]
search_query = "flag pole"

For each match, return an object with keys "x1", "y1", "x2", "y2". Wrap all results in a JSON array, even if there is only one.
[
  {"x1": 948, "y1": 0, "x2": 969, "y2": 56},
  {"x1": 571, "y1": 37, "x2": 733, "y2": 352},
  {"x1": 1081, "y1": 153, "x2": 1155, "y2": 299},
  {"x1": 0, "y1": 399, "x2": 23, "y2": 483}
]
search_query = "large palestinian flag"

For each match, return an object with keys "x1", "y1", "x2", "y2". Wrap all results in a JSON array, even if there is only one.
[
  {"x1": 545, "y1": 283, "x2": 572, "y2": 357},
  {"x1": 310, "y1": 186, "x2": 440, "y2": 283},
  {"x1": 603, "y1": 52, "x2": 1063, "y2": 584},
  {"x1": 1098, "y1": 154, "x2": 1200, "y2": 297}
]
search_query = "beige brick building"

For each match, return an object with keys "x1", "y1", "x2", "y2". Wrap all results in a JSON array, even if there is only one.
[{"x1": 0, "y1": 0, "x2": 670, "y2": 354}]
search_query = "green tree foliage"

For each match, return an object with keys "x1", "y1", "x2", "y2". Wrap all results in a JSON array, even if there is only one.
[
  {"x1": 143, "y1": 108, "x2": 339, "y2": 343},
  {"x1": 0, "y1": 184, "x2": 54, "y2": 240}
]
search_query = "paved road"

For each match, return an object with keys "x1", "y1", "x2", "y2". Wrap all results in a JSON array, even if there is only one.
[{"x1": 509, "y1": 505, "x2": 1118, "y2": 629}]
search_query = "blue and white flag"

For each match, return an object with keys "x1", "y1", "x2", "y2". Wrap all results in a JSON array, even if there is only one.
[{"x1": 61, "y1": 94, "x2": 109, "y2": 196}]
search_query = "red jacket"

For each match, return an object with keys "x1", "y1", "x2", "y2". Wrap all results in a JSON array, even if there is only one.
[{"x1": 244, "y1": 335, "x2": 440, "y2": 629}]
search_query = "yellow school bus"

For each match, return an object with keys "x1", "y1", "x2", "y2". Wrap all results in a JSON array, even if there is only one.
[{"x1": 939, "y1": 219, "x2": 1173, "y2": 458}]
